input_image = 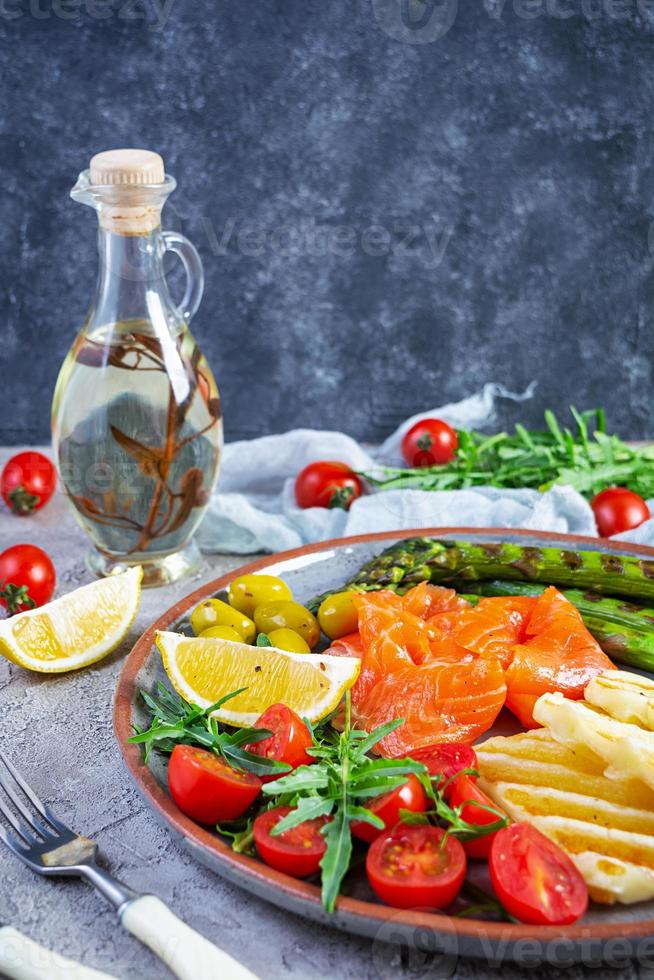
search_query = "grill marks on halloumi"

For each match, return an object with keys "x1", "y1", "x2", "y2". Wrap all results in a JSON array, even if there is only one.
[{"x1": 477, "y1": 729, "x2": 654, "y2": 904}]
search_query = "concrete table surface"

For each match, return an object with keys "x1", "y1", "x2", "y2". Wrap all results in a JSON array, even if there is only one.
[{"x1": 0, "y1": 447, "x2": 647, "y2": 980}]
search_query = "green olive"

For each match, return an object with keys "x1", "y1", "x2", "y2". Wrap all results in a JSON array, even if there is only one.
[
  {"x1": 228, "y1": 574, "x2": 292, "y2": 617},
  {"x1": 317, "y1": 591, "x2": 359, "y2": 640},
  {"x1": 254, "y1": 600, "x2": 320, "y2": 649},
  {"x1": 199, "y1": 625, "x2": 244, "y2": 642},
  {"x1": 267, "y1": 627, "x2": 311, "y2": 654},
  {"x1": 190, "y1": 598, "x2": 256, "y2": 643}
]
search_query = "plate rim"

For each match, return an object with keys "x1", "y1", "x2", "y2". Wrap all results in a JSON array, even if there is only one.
[{"x1": 113, "y1": 526, "x2": 654, "y2": 953}]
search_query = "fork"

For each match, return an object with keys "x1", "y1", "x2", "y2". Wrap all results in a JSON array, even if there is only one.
[{"x1": 0, "y1": 753, "x2": 258, "y2": 980}]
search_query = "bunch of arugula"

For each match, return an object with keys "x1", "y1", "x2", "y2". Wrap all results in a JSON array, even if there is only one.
[
  {"x1": 260, "y1": 695, "x2": 508, "y2": 913},
  {"x1": 364, "y1": 407, "x2": 654, "y2": 500},
  {"x1": 128, "y1": 683, "x2": 289, "y2": 779}
]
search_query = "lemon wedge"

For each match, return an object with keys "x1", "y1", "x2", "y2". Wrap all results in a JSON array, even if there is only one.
[
  {"x1": 155, "y1": 630, "x2": 361, "y2": 726},
  {"x1": 0, "y1": 566, "x2": 142, "y2": 673}
]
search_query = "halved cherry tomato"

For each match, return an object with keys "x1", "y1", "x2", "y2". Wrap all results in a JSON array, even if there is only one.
[
  {"x1": 351, "y1": 774, "x2": 427, "y2": 843},
  {"x1": 0, "y1": 544, "x2": 56, "y2": 613},
  {"x1": 447, "y1": 773, "x2": 506, "y2": 859},
  {"x1": 167, "y1": 745, "x2": 261, "y2": 824},
  {"x1": 245, "y1": 704, "x2": 313, "y2": 782},
  {"x1": 253, "y1": 805, "x2": 328, "y2": 877},
  {"x1": 489, "y1": 822, "x2": 588, "y2": 925},
  {"x1": 591, "y1": 487, "x2": 650, "y2": 537},
  {"x1": 1, "y1": 451, "x2": 57, "y2": 515},
  {"x1": 409, "y1": 743, "x2": 478, "y2": 798},
  {"x1": 401, "y1": 419, "x2": 458, "y2": 467},
  {"x1": 295, "y1": 461, "x2": 363, "y2": 510},
  {"x1": 366, "y1": 823, "x2": 466, "y2": 909}
]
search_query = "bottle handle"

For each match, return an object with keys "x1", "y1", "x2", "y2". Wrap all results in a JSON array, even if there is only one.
[{"x1": 161, "y1": 230, "x2": 205, "y2": 323}]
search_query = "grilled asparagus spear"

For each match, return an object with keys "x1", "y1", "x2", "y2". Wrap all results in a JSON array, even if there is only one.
[
  {"x1": 462, "y1": 581, "x2": 654, "y2": 672},
  {"x1": 310, "y1": 537, "x2": 654, "y2": 606}
]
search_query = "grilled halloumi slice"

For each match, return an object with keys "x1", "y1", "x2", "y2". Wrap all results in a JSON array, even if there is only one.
[
  {"x1": 533, "y1": 692, "x2": 654, "y2": 789},
  {"x1": 585, "y1": 670, "x2": 654, "y2": 730},
  {"x1": 477, "y1": 729, "x2": 654, "y2": 904}
]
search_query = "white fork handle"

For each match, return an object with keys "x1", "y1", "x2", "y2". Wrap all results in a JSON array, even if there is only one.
[
  {"x1": 0, "y1": 926, "x2": 116, "y2": 980},
  {"x1": 120, "y1": 896, "x2": 258, "y2": 980}
]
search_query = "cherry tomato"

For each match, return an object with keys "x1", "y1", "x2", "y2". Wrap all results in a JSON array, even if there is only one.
[
  {"x1": 401, "y1": 419, "x2": 458, "y2": 467},
  {"x1": 167, "y1": 745, "x2": 261, "y2": 824},
  {"x1": 0, "y1": 452, "x2": 57, "y2": 515},
  {"x1": 351, "y1": 774, "x2": 427, "y2": 843},
  {"x1": 253, "y1": 805, "x2": 328, "y2": 877},
  {"x1": 447, "y1": 774, "x2": 506, "y2": 859},
  {"x1": 409, "y1": 743, "x2": 478, "y2": 797},
  {"x1": 591, "y1": 487, "x2": 650, "y2": 537},
  {"x1": 295, "y1": 461, "x2": 363, "y2": 511},
  {"x1": 489, "y1": 822, "x2": 588, "y2": 925},
  {"x1": 0, "y1": 544, "x2": 56, "y2": 614},
  {"x1": 245, "y1": 704, "x2": 313, "y2": 782},
  {"x1": 366, "y1": 823, "x2": 466, "y2": 910}
]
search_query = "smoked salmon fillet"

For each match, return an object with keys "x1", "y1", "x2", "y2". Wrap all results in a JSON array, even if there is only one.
[{"x1": 328, "y1": 583, "x2": 613, "y2": 754}]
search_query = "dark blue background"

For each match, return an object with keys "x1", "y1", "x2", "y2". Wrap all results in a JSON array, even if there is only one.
[{"x1": 2, "y1": 0, "x2": 653, "y2": 445}]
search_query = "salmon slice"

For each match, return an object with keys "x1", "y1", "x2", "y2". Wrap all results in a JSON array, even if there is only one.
[
  {"x1": 504, "y1": 586, "x2": 614, "y2": 728},
  {"x1": 401, "y1": 582, "x2": 470, "y2": 619},
  {"x1": 325, "y1": 631, "x2": 363, "y2": 659},
  {"x1": 348, "y1": 590, "x2": 506, "y2": 755},
  {"x1": 453, "y1": 596, "x2": 535, "y2": 669},
  {"x1": 350, "y1": 656, "x2": 507, "y2": 757}
]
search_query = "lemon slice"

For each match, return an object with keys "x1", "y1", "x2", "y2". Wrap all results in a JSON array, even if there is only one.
[
  {"x1": 156, "y1": 630, "x2": 361, "y2": 726},
  {"x1": 0, "y1": 566, "x2": 143, "y2": 673}
]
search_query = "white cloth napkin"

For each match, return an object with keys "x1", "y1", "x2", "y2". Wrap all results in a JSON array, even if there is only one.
[{"x1": 197, "y1": 383, "x2": 654, "y2": 554}]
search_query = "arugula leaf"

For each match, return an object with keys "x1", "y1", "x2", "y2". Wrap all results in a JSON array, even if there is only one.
[
  {"x1": 272, "y1": 797, "x2": 335, "y2": 834},
  {"x1": 320, "y1": 806, "x2": 352, "y2": 914}
]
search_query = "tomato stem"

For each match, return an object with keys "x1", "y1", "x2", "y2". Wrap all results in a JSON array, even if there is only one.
[
  {"x1": 0, "y1": 581, "x2": 36, "y2": 615},
  {"x1": 8, "y1": 485, "x2": 40, "y2": 514}
]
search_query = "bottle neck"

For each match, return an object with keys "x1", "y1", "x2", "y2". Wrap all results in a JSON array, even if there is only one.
[{"x1": 92, "y1": 222, "x2": 175, "y2": 330}]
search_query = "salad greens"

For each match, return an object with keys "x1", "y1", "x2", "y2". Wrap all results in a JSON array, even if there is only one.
[
  {"x1": 129, "y1": 682, "x2": 289, "y2": 778},
  {"x1": 132, "y1": 684, "x2": 508, "y2": 914},
  {"x1": 365, "y1": 407, "x2": 654, "y2": 499},
  {"x1": 261, "y1": 694, "x2": 425, "y2": 913}
]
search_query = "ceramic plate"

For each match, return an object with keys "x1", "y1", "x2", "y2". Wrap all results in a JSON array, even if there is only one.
[{"x1": 114, "y1": 527, "x2": 654, "y2": 965}]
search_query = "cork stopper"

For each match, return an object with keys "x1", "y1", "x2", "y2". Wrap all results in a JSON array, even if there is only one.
[
  {"x1": 90, "y1": 149, "x2": 165, "y2": 187},
  {"x1": 87, "y1": 149, "x2": 170, "y2": 235}
]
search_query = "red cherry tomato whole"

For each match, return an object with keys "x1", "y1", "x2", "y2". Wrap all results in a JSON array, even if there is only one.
[
  {"x1": 245, "y1": 703, "x2": 313, "y2": 783},
  {"x1": 401, "y1": 419, "x2": 458, "y2": 467},
  {"x1": 409, "y1": 743, "x2": 478, "y2": 799},
  {"x1": 1, "y1": 452, "x2": 57, "y2": 515},
  {"x1": 167, "y1": 745, "x2": 261, "y2": 825},
  {"x1": 591, "y1": 487, "x2": 651, "y2": 537},
  {"x1": 0, "y1": 544, "x2": 56, "y2": 613},
  {"x1": 253, "y1": 805, "x2": 329, "y2": 878},
  {"x1": 351, "y1": 774, "x2": 428, "y2": 843},
  {"x1": 489, "y1": 822, "x2": 588, "y2": 925},
  {"x1": 447, "y1": 774, "x2": 506, "y2": 859},
  {"x1": 366, "y1": 823, "x2": 467, "y2": 910},
  {"x1": 295, "y1": 461, "x2": 363, "y2": 511}
]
